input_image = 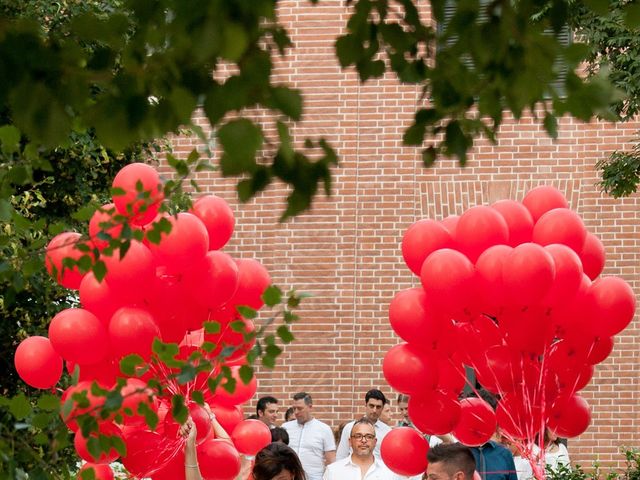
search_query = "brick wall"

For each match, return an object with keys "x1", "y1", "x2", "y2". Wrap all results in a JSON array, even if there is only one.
[{"x1": 166, "y1": 0, "x2": 640, "y2": 469}]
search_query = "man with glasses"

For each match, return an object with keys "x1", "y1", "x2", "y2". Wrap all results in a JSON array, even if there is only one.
[
  {"x1": 336, "y1": 389, "x2": 392, "y2": 462},
  {"x1": 324, "y1": 418, "x2": 401, "y2": 479}
]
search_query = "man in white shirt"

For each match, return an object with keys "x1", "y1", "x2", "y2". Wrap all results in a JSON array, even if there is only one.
[
  {"x1": 283, "y1": 392, "x2": 336, "y2": 480},
  {"x1": 325, "y1": 418, "x2": 409, "y2": 480},
  {"x1": 336, "y1": 389, "x2": 392, "y2": 461}
]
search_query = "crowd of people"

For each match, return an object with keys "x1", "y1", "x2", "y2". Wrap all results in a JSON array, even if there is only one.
[{"x1": 180, "y1": 389, "x2": 570, "y2": 480}]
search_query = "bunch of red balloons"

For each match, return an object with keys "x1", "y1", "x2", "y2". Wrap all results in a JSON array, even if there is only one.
[
  {"x1": 381, "y1": 186, "x2": 635, "y2": 476},
  {"x1": 14, "y1": 163, "x2": 274, "y2": 479}
]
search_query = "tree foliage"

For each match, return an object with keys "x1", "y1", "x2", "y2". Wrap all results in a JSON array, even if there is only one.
[
  {"x1": 1, "y1": 0, "x2": 639, "y2": 476},
  {"x1": 567, "y1": 0, "x2": 640, "y2": 198}
]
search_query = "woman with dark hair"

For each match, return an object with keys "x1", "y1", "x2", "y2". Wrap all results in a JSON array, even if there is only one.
[{"x1": 252, "y1": 442, "x2": 306, "y2": 480}]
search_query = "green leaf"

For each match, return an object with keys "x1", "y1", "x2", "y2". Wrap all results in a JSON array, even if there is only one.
[
  {"x1": 236, "y1": 306, "x2": 257, "y2": 319},
  {"x1": 422, "y1": 147, "x2": 437, "y2": 167},
  {"x1": 262, "y1": 285, "x2": 283, "y2": 307},
  {"x1": 0, "y1": 199, "x2": 12, "y2": 222},
  {"x1": 191, "y1": 391, "x2": 205, "y2": 405},
  {"x1": 217, "y1": 119, "x2": 263, "y2": 176},
  {"x1": 543, "y1": 113, "x2": 558, "y2": 139},
  {"x1": 9, "y1": 393, "x2": 32, "y2": 420},
  {"x1": 238, "y1": 365, "x2": 254, "y2": 384},
  {"x1": 171, "y1": 395, "x2": 188, "y2": 424},
  {"x1": 276, "y1": 325, "x2": 295, "y2": 344},
  {"x1": 119, "y1": 354, "x2": 145, "y2": 376},
  {"x1": 37, "y1": 394, "x2": 60, "y2": 411},
  {"x1": 92, "y1": 260, "x2": 107, "y2": 282},
  {"x1": 204, "y1": 321, "x2": 221, "y2": 334},
  {"x1": 0, "y1": 125, "x2": 21, "y2": 155},
  {"x1": 335, "y1": 34, "x2": 363, "y2": 67},
  {"x1": 268, "y1": 86, "x2": 303, "y2": 121},
  {"x1": 624, "y1": 2, "x2": 640, "y2": 28}
]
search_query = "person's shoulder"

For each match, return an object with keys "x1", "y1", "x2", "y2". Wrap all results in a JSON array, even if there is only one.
[
  {"x1": 311, "y1": 418, "x2": 333, "y2": 432},
  {"x1": 282, "y1": 420, "x2": 297, "y2": 430}
]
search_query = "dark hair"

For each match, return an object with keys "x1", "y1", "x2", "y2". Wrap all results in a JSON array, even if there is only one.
[
  {"x1": 365, "y1": 389, "x2": 387, "y2": 405},
  {"x1": 354, "y1": 417, "x2": 375, "y2": 429},
  {"x1": 427, "y1": 443, "x2": 476, "y2": 479},
  {"x1": 292, "y1": 391, "x2": 312, "y2": 405},
  {"x1": 247, "y1": 414, "x2": 259, "y2": 420},
  {"x1": 285, "y1": 406, "x2": 295, "y2": 422},
  {"x1": 253, "y1": 442, "x2": 306, "y2": 480},
  {"x1": 257, "y1": 396, "x2": 278, "y2": 415},
  {"x1": 397, "y1": 394, "x2": 410, "y2": 404},
  {"x1": 463, "y1": 389, "x2": 498, "y2": 411},
  {"x1": 271, "y1": 427, "x2": 290, "y2": 445}
]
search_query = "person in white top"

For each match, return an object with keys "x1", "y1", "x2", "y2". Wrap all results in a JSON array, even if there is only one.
[
  {"x1": 336, "y1": 389, "x2": 392, "y2": 461},
  {"x1": 282, "y1": 392, "x2": 336, "y2": 480},
  {"x1": 543, "y1": 429, "x2": 570, "y2": 472},
  {"x1": 324, "y1": 418, "x2": 411, "y2": 480}
]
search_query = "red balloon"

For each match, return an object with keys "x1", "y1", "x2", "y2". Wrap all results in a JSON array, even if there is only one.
[
  {"x1": 112, "y1": 163, "x2": 164, "y2": 226},
  {"x1": 475, "y1": 245, "x2": 512, "y2": 316},
  {"x1": 402, "y1": 219, "x2": 453, "y2": 275},
  {"x1": 381, "y1": 427, "x2": 429, "y2": 476},
  {"x1": 61, "y1": 381, "x2": 107, "y2": 432},
  {"x1": 103, "y1": 240, "x2": 155, "y2": 302},
  {"x1": 14, "y1": 336, "x2": 63, "y2": 389},
  {"x1": 146, "y1": 270, "x2": 199, "y2": 340},
  {"x1": 165, "y1": 402, "x2": 212, "y2": 445},
  {"x1": 388, "y1": 288, "x2": 445, "y2": 348},
  {"x1": 77, "y1": 463, "x2": 114, "y2": 480},
  {"x1": 188, "y1": 251, "x2": 239, "y2": 310},
  {"x1": 452, "y1": 398, "x2": 497, "y2": 447},
  {"x1": 151, "y1": 450, "x2": 185, "y2": 480},
  {"x1": 191, "y1": 194, "x2": 235, "y2": 250},
  {"x1": 441, "y1": 215, "x2": 459, "y2": 237},
  {"x1": 212, "y1": 366, "x2": 258, "y2": 406},
  {"x1": 45, "y1": 232, "x2": 90, "y2": 289},
  {"x1": 89, "y1": 203, "x2": 124, "y2": 250},
  {"x1": 197, "y1": 438, "x2": 241, "y2": 480},
  {"x1": 49, "y1": 308, "x2": 109, "y2": 365},
  {"x1": 476, "y1": 345, "x2": 523, "y2": 394},
  {"x1": 546, "y1": 339, "x2": 588, "y2": 374},
  {"x1": 491, "y1": 200, "x2": 534, "y2": 246},
  {"x1": 554, "y1": 363, "x2": 594, "y2": 394},
  {"x1": 119, "y1": 378, "x2": 157, "y2": 426},
  {"x1": 420, "y1": 249, "x2": 476, "y2": 319},
  {"x1": 550, "y1": 274, "x2": 592, "y2": 340},
  {"x1": 500, "y1": 305, "x2": 553, "y2": 355},
  {"x1": 584, "y1": 276, "x2": 636, "y2": 337},
  {"x1": 121, "y1": 430, "x2": 173, "y2": 477},
  {"x1": 522, "y1": 186, "x2": 569, "y2": 222},
  {"x1": 74, "y1": 422, "x2": 122, "y2": 463},
  {"x1": 579, "y1": 233, "x2": 606, "y2": 280},
  {"x1": 502, "y1": 243, "x2": 555, "y2": 306},
  {"x1": 546, "y1": 394, "x2": 591, "y2": 438},
  {"x1": 436, "y1": 356, "x2": 466, "y2": 395},
  {"x1": 147, "y1": 213, "x2": 209, "y2": 272},
  {"x1": 231, "y1": 419, "x2": 272, "y2": 456},
  {"x1": 586, "y1": 336, "x2": 614, "y2": 365},
  {"x1": 455, "y1": 206, "x2": 509, "y2": 263},
  {"x1": 496, "y1": 394, "x2": 542, "y2": 440},
  {"x1": 79, "y1": 272, "x2": 122, "y2": 326},
  {"x1": 109, "y1": 307, "x2": 160, "y2": 360},
  {"x1": 383, "y1": 343, "x2": 438, "y2": 395},
  {"x1": 209, "y1": 403, "x2": 244, "y2": 436},
  {"x1": 541, "y1": 244, "x2": 583, "y2": 308},
  {"x1": 408, "y1": 390, "x2": 461, "y2": 435},
  {"x1": 68, "y1": 358, "x2": 118, "y2": 387},
  {"x1": 532, "y1": 208, "x2": 587, "y2": 253},
  {"x1": 454, "y1": 316, "x2": 502, "y2": 367},
  {"x1": 227, "y1": 258, "x2": 271, "y2": 311}
]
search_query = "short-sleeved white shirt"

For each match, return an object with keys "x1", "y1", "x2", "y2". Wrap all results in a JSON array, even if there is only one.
[
  {"x1": 323, "y1": 455, "x2": 417, "y2": 480},
  {"x1": 283, "y1": 418, "x2": 336, "y2": 480},
  {"x1": 336, "y1": 420, "x2": 392, "y2": 461}
]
